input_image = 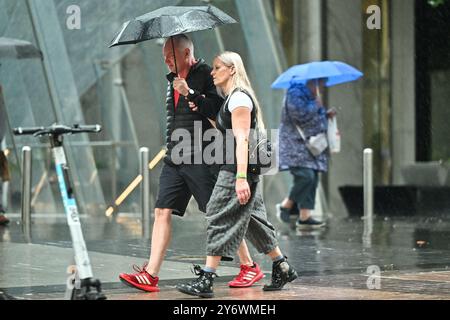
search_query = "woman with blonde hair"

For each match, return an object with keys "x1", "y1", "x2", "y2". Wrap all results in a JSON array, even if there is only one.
[{"x1": 177, "y1": 51, "x2": 297, "y2": 298}]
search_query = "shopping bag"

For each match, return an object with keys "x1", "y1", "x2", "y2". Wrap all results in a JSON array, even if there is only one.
[{"x1": 327, "y1": 116, "x2": 341, "y2": 153}]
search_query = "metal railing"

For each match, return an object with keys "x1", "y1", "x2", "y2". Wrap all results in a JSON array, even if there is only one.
[{"x1": 19, "y1": 145, "x2": 165, "y2": 240}]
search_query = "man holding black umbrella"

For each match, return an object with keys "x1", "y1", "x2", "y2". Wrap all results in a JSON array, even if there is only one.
[{"x1": 119, "y1": 34, "x2": 264, "y2": 292}]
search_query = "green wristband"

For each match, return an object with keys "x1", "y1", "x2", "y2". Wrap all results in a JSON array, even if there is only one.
[{"x1": 236, "y1": 172, "x2": 247, "y2": 180}]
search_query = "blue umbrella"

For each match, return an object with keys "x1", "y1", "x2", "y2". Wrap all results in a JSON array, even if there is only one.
[{"x1": 271, "y1": 61, "x2": 363, "y2": 89}]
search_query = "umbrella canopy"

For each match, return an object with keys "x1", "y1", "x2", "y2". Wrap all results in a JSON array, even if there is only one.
[
  {"x1": 271, "y1": 61, "x2": 363, "y2": 89},
  {"x1": 109, "y1": 5, "x2": 237, "y2": 48},
  {"x1": 0, "y1": 37, "x2": 42, "y2": 60}
]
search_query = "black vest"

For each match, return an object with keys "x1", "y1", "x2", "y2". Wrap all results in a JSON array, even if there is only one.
[
  {"x1": 216, "y1": 89, "x2": 259, "y2": 180},
  {"x1": 164, "y1": 60, "x2": 218, "y2": 165}
]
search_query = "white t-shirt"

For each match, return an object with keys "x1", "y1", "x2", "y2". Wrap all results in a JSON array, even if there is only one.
[{"x1": 228, "y1": 91, "x2": 254, "y2": 113}]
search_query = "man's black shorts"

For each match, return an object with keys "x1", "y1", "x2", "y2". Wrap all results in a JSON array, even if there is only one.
[{"x1": 155, "y1": 161, "x2": 218, "y2": 216}]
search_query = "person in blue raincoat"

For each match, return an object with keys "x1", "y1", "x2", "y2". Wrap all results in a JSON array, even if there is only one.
[{"x1": 276, "y1": 78, "x2": 335, "y2": 229}]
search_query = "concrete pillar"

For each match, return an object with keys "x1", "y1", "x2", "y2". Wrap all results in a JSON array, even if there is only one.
[
  {"x1": 326, "y1": 0, "x2": 364, "y2": 217},
  {"x1": 391, "y1": 0, "x2": 416, "y2": 184},
  {"x1": 295, "y1": 0, "x2": 324, "y2": 63}
]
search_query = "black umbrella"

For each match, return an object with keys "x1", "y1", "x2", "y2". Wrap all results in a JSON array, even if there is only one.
[
  {"x1": 0, "y1": 37, "x2": 42, "y2": 60},
  {"x1": 109, "y1": 5, "x2": 237, "y2": 74}
]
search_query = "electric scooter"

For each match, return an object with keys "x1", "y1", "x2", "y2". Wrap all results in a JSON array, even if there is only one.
[{"x1": 13, "y1": 124, "x2": 106, "y2": 300}]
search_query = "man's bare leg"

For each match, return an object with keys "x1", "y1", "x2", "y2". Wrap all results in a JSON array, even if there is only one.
[{"x1": 145, "y1": 208, "x2": 172, "y2": 276}]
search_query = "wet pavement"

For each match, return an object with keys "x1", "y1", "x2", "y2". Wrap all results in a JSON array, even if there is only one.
[{"x1": 1, "y1": 210, "x2": 450, "y2": 300}]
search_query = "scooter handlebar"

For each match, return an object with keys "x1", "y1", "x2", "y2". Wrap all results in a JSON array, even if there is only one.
[
  {"x1": 73, "y1": 124, "x2": 102, "y2": 133},
  {"x1": 13, "y1": 124, "x2": 102, "y2": 136},
  {"x1": 13, "y1": 127, "x2": 45, "y2": 135}
]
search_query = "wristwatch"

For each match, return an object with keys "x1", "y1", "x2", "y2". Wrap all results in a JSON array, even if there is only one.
[{"x1": 187, "y1": 88, "x2": 199, "y2": 101}]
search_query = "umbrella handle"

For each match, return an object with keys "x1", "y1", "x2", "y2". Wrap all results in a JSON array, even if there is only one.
[
  {"x1": 170, "y1": 36, "x2": 178, "y2": 76},
  {"x1": 315, "y1": 80, "x2": 323, "y2": 107}
]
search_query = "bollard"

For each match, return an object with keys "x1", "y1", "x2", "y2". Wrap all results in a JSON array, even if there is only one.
[
  {"x1": 21, "y1": 146, "x2": 32, "y2": 243},
  {"x1": 363, "y1": 148, "x2": 374, "y2": 244},
  {"x1": 140, "y1": 147, "x2": 150, "y2": 239},
  {"x1": 363, "y1": 148, "x2": 374, "y2": 218}
]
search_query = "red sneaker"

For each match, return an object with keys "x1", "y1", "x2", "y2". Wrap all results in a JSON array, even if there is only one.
[
  {"x1": 228, "y1": 263, "x2": 265, "y2": 288},
  {"x1": 119, "y1": 263, "x2": 160, "y2": 292}
]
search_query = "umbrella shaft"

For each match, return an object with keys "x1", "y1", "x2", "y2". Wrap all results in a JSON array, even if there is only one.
[{"x1": 171, "y1": 36, "x2": 178, "y2": 75}]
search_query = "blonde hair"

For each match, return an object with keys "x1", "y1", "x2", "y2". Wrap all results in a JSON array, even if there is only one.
[{"x1": 215, "y1": 51, "x2": 266, "y2": 130}]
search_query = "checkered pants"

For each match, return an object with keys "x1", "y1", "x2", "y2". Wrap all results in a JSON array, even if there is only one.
[{"x1": 205, "y1": 170, "x2": 278, "y2": 258}]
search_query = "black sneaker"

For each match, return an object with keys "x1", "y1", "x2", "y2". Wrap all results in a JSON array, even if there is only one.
[
  {"x1": 263, "y1": 257, "x2": 298, "y2": 291},
  {"x1": 296, "y1": 217, "x2": 325, "y2": 230},
  {"x1": 276, "y1": 204, "x2": 290, "y2": 223},
  {"x1": 176, "y1": 265, "x2": 217, "y2": 298}
]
